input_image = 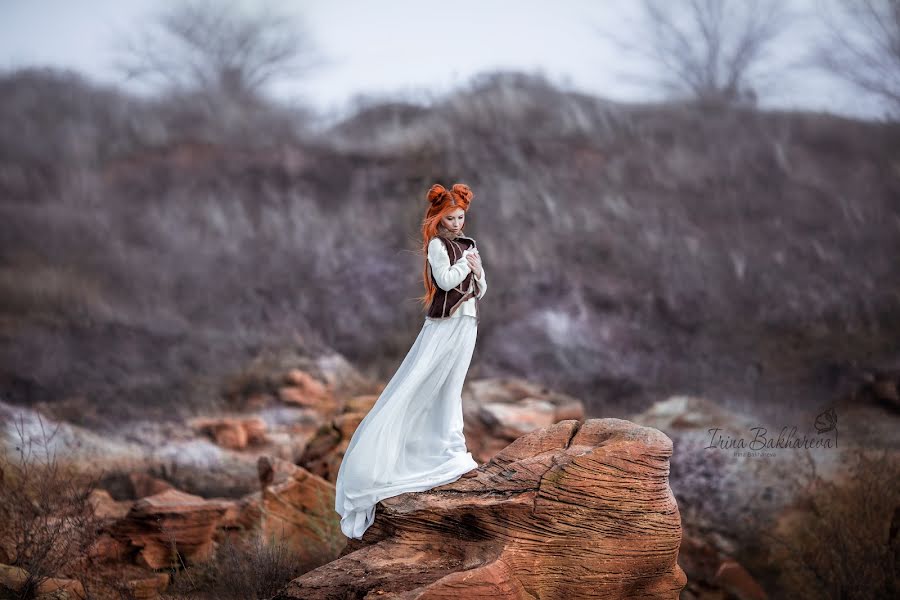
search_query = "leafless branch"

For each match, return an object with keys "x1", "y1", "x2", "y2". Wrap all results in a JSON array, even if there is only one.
[
  {"x1": 812, "y1": 0, "x2": 900, "y2": 116},
  {"x1": 0, "y1": 412, "x2": 104, "y2": 597},
  {"x1": 598, "y1": 0, "x2": 794, "y2": 106},
  {"x1": 110, "y1": 0, "x2": 326, "y2": 100}
]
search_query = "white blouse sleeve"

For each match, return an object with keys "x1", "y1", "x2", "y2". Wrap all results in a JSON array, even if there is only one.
[
  {"x1": 475, "y1": 262, "x2": 487, "y2": 299},
  {"x1": 428, "y1": 238, "x2": 472, "y2": 291}
]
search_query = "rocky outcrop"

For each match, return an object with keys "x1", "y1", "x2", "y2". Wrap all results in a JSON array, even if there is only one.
[
  {"x1": 110, "y1": 489, "x2": 230, "y2": 569},
  {"x1": 274, "y1": 418, "x2": 686, "y2": 600},
  {"x1": 256, "y1": 456, "x2": 345, "y2": 569}
]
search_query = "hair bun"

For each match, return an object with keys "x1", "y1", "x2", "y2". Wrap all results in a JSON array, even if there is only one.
[
  {"x1": 426, "y1": 183, "x2": 474, "y2": 208},
  {"x1": 426, "y1": 184, "x2": 448, "y2": 206},
  {"x1": 449, "y1": 183, "x2": 473, "y2": 203}
]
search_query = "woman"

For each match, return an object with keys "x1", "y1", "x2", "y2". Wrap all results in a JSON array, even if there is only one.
[{"x1": 334, "y1": 182, "x2": 487, "y2": 540}]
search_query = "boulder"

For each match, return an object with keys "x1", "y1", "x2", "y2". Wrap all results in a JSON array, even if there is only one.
[
  {"x1": 256, "y1": 456, "x2": 344, "y2": 569},
  {"x1": 88, "y1": 489, "x2": 133, "y2": 521},
  {"x1": 274, "y1": 418, "x2": 686, "y2": 599},
  {"x1": 279, "y1": 369, "x2": 338, "y2": 416},
  {"x1": 127, "y1": 472, "x2": 175, "y2": 499},
  {"x1": 111, "y1": 488, "x2": 229, "y2": 569},
  {"x1": 190, "y1": 416, "x2": 268, "y2": 450}
]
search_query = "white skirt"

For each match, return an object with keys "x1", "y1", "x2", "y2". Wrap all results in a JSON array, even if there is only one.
[{"x1": 334, "y1": 314, "x2": 480, "y2": 539}]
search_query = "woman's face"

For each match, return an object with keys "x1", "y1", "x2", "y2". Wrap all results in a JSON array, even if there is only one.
[{"x1": 441, "y1": 208, "x2": 465, "y2": 233}]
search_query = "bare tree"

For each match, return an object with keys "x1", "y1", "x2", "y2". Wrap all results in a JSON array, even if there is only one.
[
  {"x1": 0, "y1": 413, "x2": 102, "y2": 598},
  {"x1": 600, "y1": 0, "x2": 793, "y2": 106},
  {"x1": 812, "y1": 0, "x2": 900, "y2": 118},
  {"x1": 111, "y1": 0, "x2": 325, "y2": 101}
]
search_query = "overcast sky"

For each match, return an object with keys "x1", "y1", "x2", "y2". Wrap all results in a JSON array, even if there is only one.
[{"x1": 0, "y1": 0, "x2": 888, "y2": 122}]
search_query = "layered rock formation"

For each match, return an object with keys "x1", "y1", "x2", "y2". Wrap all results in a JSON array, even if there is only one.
[
  {"x1": 256, "y1": 455, "x2": 345, "y2": 569},
  {"x1": 274, "y1": 418, "x2": 686, "y2": 600},
  {"x1": 2, "y1": 379, "x2": 686, "y2": 599},
  {"x1": 110, "y1": 489, "x2": 231, "y2": 569}
]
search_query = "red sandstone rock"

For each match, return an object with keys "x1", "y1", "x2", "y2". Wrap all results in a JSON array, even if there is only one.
[
  {"x1": 279, "y1": 385, "x2": 339, "y2": 415},
  {"x1": 242, "y1": 416, "x2": 268, "y2": 444},
  {"x1": 190, "y1": 417, "x2": 247, "y2": 449},
  {"x1": 127, "y1": 472, "x2": 174, "y2": 498},
  {"x1": 274, "y1": 418, "x2": 686, "y2": 599},
  {"x1": 285, "y1": 369, "x2": 330, "y2": 396},
  {"x1": 237, "y1": 493, "x2": 263, "y2": 530},
  {"x1": 190, "y1": 416, "x2": 269, "y2": 450},
  {"x1": 87, "y1": 532, "x2": 129, "y2": 563},
  {"x1": 279, "y1": 370, "x2": 338, "y2": 415},
  {"x1": 111, "y1": 488, "x2": 229, "y2": 569},
  {"x1": 89, "y1": 489, "x2": 133, "y2": 521},
  {"x1": 256, "y1": 456, "x2": 344, "y2": 569}
]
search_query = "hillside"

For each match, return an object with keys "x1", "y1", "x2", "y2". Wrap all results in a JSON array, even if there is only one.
[{"x1": 1, "y1": 67, "x2": 898, "y2": 428}]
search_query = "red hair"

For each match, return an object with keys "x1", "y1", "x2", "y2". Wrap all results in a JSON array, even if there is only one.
[{"x1": 417, "y1": 183, "x2": 474, "y2": 309}]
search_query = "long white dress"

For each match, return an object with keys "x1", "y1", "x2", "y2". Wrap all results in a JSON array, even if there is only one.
[{"x1": 334, "y1": 239, "x2": 485, "y2": 540}]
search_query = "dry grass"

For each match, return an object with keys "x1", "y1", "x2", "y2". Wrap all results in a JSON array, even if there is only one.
[
  {"x1": 150, "y1": 474, "x2": 333, "y2": 599},
  {"x1": 764, "y1": 449, "x2": 900, "y2": 599},
  {"x1": 0, "y1": 412, "x2": 102, "y2": 599},
  {"x1": 162, "y1": 533, "x2": 308, "y2": 600}
]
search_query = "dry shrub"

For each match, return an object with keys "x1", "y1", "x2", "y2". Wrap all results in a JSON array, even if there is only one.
[
  {"x1": 163, "y1": 533, "x2": 307, "y2": 600},
  {"x1": 766, "y1": 449, "x2": 900, "y2": 598},
  {"x1": 0, "y1": 412, "x2": 103, "y2": 599}
]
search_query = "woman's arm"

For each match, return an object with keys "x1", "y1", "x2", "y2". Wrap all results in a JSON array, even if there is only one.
[
  {"x1": 428, "y1": 238, "x2": 472, "y2": 291},
  {"x1": 475, "y1": 264, "x2": 487, "y2": 299},
  {"x1": 465, "y1": 248, "x2": 487, "y2": 299}
]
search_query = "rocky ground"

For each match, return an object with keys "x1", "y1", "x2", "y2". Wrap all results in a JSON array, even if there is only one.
[{"x1": 1, "y1": 361, "x2": 897, "y2": 599}]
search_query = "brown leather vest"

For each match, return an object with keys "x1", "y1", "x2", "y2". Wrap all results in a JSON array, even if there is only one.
[{"x1": 426, "y1": 233, "x2": 481, "y2": 324}]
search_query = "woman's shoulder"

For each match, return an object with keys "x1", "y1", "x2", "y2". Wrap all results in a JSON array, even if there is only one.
[{"x1": 427, "y1": 236, "x2": 448, "y2": 256}]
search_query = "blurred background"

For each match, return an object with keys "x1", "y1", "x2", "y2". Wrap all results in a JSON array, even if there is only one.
[{"x1": 1, "y1": 1, "x2": 898, "y2": 598}]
